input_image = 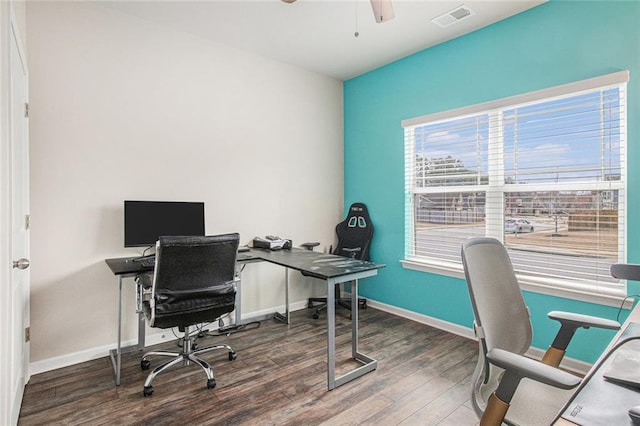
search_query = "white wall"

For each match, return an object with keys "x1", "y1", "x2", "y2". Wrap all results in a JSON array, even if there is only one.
[{"x1": 26, "y1": 2, "x2": 344, "y2": 368}]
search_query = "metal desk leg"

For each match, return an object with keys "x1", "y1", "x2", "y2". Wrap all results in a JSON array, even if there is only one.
[
  {"x1": 351, "y1": 280, "x2": 359, "y2": 357},
  {"x1": 274, "y1": 267, "x2": 290, "y2": 324},
  {"x1": 285, "y1": 267, "x2": 290, "y2": 323},
  {"x1": 108, "y1": 276, "x2": 124, "y2": 386},
  {"x1": 136, "y1": 312, "x2": 145, "y2": 350},
  {"x1": 326, "y1": 277, "x2": 377, "y2": 390},
  {"x1": 135, "y1": 280, "x2": 146, "y2": 350},
  {"x1": 327, "y1": 278, "x2": 337, "y2": 389},
  {"x1": 218, "y1": 262, "x2": 264, "y2": 330},
  {"x1": 109, "y1": 275, "x2": 147, "y2": 386},
  {"x1": 234, "y1": 264, "x2": 243, "y2": 326}
]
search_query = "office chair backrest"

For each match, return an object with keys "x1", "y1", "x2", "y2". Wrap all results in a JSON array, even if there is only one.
[
  {"x1": 461, "y1": 237, "x2": 532, "y2": 356},
  {"x1": 150, "y1": 233, "x2": 239, "y2": 329},
  {"x1": 334, "y1": 202, "x2": 373, "y2": 261}
]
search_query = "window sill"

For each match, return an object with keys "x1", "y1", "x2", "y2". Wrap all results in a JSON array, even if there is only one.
[{"x1": 400, "y1": 258, "x2": 633, "y2": 309}]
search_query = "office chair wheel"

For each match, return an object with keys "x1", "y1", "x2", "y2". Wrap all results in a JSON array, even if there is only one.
[
  {"x1": 143, "y1": 386, "x2": 153, "y2": 397},
  {"x1": 313, "y1": 312, "x2": 320, "y2": 320},
  {"x1": 141, "y1": 359, "x2": 151, "y2": 370},
  {"x1": 228, "y1": 351, "x2": 237, "y2": 361},
  {"x1": 207, "y1": 378, "x2": 216, "y2": 389}
]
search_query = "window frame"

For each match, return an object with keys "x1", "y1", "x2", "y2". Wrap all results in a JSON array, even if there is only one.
[{"x1": 401, "y1": 71, "x2": 629, "y2": 307}]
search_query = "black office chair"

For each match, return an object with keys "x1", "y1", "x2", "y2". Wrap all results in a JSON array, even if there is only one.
[
  {"x1": 306, "y1": 202, "x2": 373, "y2": 319},
  {"x1": 139, "y1": 233, "x2": 239, "y2": 397}
]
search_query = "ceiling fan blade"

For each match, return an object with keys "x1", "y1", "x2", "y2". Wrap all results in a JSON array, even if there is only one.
[
  {"x1": 370, "y1": 0, "x2": 394, "y2": 23},
  {"x1": 281, "y1": 0, "x2": 394, "y2": 25}
]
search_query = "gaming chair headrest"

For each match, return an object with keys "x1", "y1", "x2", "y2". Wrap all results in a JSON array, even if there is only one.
[
  {"x1": 345, "y1": 203, "x2": 371, "y2": 227},
  {"x1": 335, "y1": 202, "x2": 373, "y2": 260}
]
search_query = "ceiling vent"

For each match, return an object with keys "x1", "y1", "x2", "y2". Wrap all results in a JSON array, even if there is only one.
[{"x1": 432, "y1": 5, "x2": 474, "y2": 28}]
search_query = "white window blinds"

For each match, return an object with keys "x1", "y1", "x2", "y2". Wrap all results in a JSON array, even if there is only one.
[{"x1": 403, "y1": 71, "x2": 628, "y2": 297}]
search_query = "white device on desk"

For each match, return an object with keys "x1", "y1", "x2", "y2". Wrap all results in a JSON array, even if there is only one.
[{"x1": 252, "y1": 235, "x2": 291, "y2": 250}]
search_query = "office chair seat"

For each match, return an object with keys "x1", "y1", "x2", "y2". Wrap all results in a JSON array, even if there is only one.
[{"x1": 472, "y1": 359, "x2": 574, "y2": 425}]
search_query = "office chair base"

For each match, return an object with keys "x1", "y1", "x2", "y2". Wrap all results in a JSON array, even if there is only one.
[
  {"x1": 141, "y1": 333, "x2": 236, "y2": 396},
  {"x1": 143, "y1": 385, "x2": 153, "y2": 397}
]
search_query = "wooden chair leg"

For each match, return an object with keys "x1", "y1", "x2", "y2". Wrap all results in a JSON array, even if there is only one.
[
  {"x1": 480, "y1": 393, "x2": 510, "y2": 426},
  {"x1": 541, "y1": 346, "x2": 565, "y2": 368}
]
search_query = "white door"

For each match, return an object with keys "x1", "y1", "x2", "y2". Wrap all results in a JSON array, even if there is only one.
[{"x1": 6, "y1": 14, "x2": 30, "y2": 426}]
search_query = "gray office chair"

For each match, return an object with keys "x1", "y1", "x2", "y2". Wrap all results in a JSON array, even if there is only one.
[
  {"x1": 461, "y1": 237, "x2": 620, "y2": 425},
  {"x1": 139, "y1": 233, "x2": 239, "y2": 397}
]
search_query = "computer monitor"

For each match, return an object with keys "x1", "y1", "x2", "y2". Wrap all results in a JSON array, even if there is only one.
[{"x1": 124, "y1": 200, "x2": 205, "y2": 248}]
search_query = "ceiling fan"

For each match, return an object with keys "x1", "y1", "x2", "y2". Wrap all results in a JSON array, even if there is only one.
[{"x1": 281, "y1": 0, "x2": 395, "y2": 23}]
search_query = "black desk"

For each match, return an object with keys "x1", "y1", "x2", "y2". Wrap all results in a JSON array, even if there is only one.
[
  {"x1": 105, "y1": 248, "x2": 384, "y2": 390},
  {"x1": 251, "y1": 248, "x2": 385, "y2": 389}
]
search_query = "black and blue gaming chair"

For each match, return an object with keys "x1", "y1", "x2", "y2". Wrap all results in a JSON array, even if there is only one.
[{"x1": 307, "y1": 202, "x2": 374, "y2": 319}]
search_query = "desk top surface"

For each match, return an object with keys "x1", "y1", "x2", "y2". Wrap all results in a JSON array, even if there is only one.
[
  {"x1": 105, "y1": 247, "x2": 385, "y2": 279},
  {"x1": 104, "y1": 256, "x2": 154, "y2": 276},
  {"x1": 555, "y1": 315, "x2": 640, "y2": 425},
  {"x1": 250, "y1": 247, "x2": 385, "y2": 279},
  {"x1": 557, "y1": 323, "x2": 640, "y2": 425}
]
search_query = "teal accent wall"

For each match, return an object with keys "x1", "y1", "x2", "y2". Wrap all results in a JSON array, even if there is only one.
[{"x1": 344, "y1": 0, "x2": 640, "y2": 363}]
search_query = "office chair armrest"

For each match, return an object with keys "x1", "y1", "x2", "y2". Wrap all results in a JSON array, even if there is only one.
[
  {"x1": 547, "y1": 311, "x2": 620, "y2": 353},
  {"x1": 486, "y1": 348, "x2": 580, "y2": 405},
  {"x1": 487, "y1": 348, "x2": 580, "y2": 389},
  {"x1": 301, "y1": 242, "x2": 320, "y2": 251},
  {"x1": 611, "y1": 263, "x2": 640, "y2": 281},
  {"x1": 548, "y1": 311, "x2": 620, "y2": 331}
]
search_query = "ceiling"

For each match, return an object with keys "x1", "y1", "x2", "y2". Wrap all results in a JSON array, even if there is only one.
[{"x1": 101, "y1": 0, "x2": 546, "y2": 81}]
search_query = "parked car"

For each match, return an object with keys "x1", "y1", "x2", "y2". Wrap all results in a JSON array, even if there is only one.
[{"x1": 505, "y1": 219, "x2": 534, "y2": 233}]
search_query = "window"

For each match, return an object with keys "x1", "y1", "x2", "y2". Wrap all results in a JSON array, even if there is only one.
[{"x1": 402, "y1": 72, "x2": 628, "y2": 302}]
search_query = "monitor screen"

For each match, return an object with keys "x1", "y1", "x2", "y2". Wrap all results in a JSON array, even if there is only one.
[{"x1": 124, "y1": 200, "x2": 205, "y2": 247}]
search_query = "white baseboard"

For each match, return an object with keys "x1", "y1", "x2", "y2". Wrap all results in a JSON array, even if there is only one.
[
  {"x1": 29, "y1": 300, "x2": 309, "y2": 376},
  {"x1": 29, "y1": 330, "x2": 178, "y2": 376},
  {"x1": 364, "y1": 297, "x2": 592, "y2": 375},
  {"x1": 364, "y1": 298, "x2": 477, "y2": 340}
]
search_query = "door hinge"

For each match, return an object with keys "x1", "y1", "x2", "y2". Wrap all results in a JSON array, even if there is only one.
[
  {"x1": 25, "y1": 214, "x2": 30, "y2": 230},
  {"x1": 25, "y1": 327, "x2": 30, "y2": 342},
  {"x1": 24, "y1": 102, "x2": 29, "y2": 118}
]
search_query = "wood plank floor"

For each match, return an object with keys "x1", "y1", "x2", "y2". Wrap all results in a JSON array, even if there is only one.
[{"x1": 19, "y1": 307, "x2": 480, "y2": 425}]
